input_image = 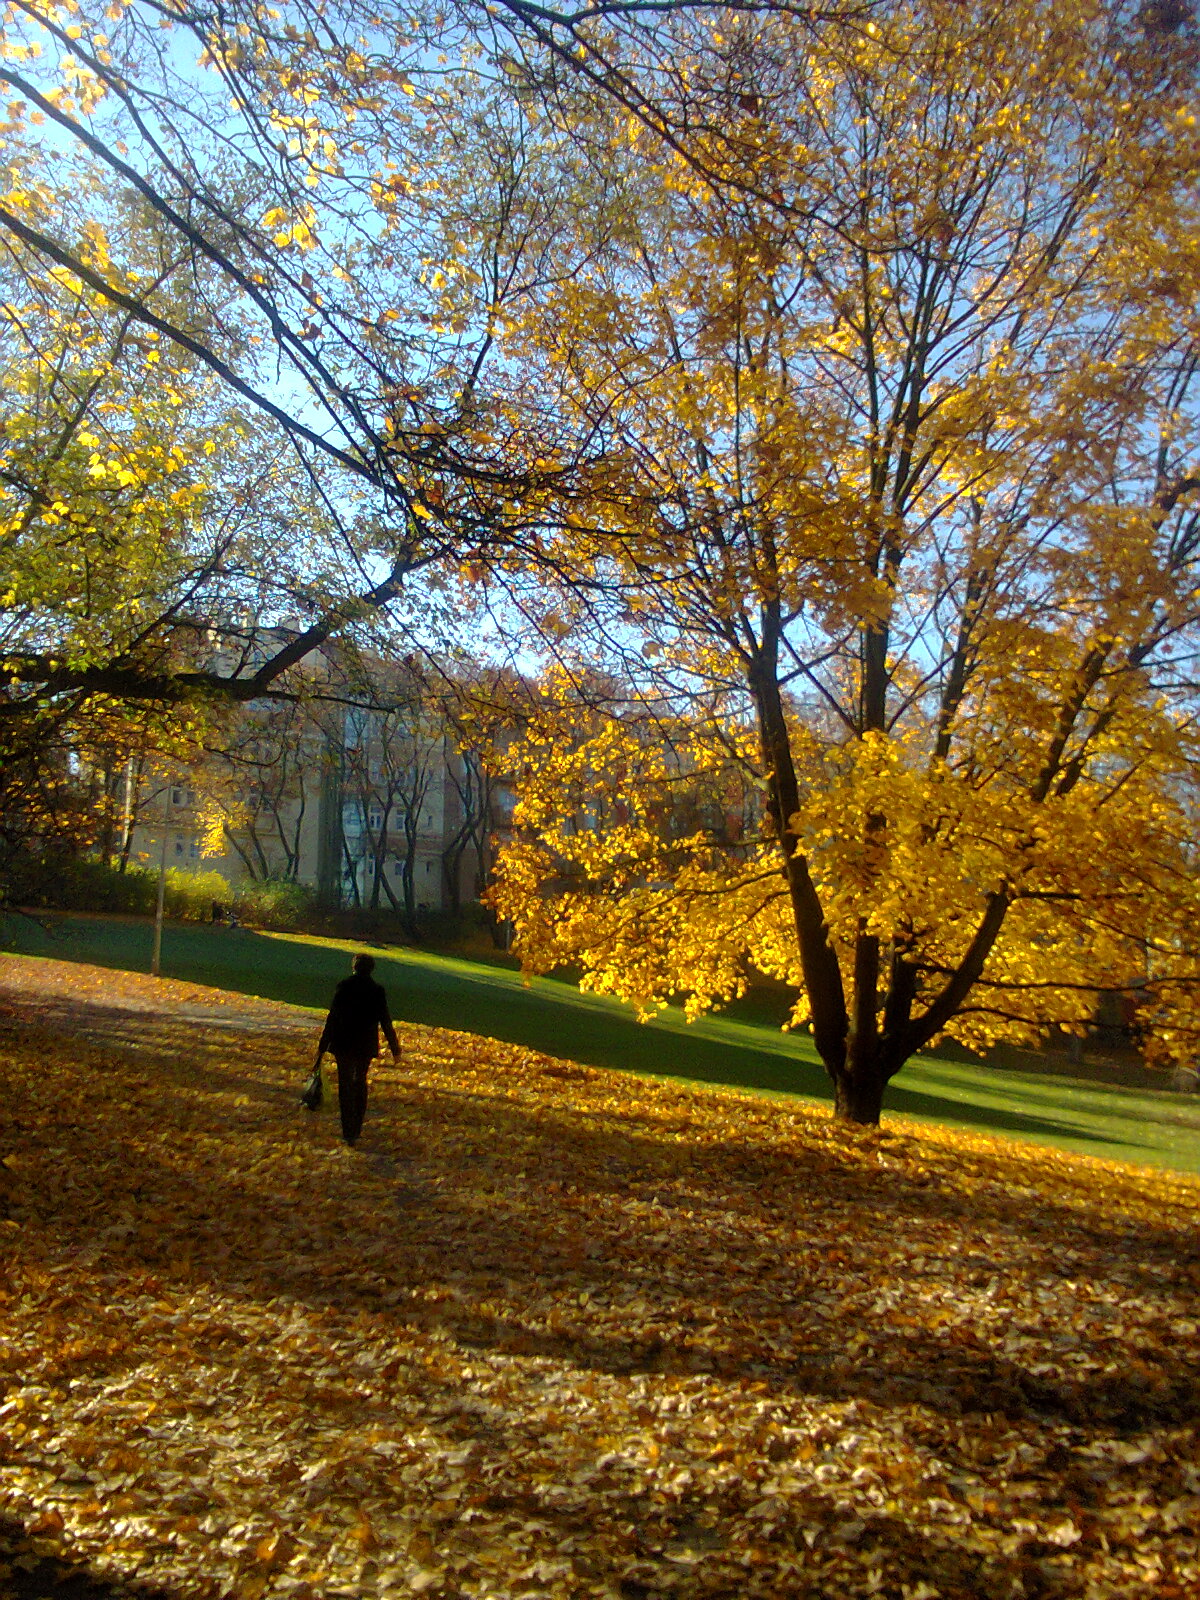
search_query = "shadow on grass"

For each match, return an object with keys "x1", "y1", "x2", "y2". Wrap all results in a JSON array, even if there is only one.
[{"x1": 866, "y1": 1078, "x2": 1159, "y2": 1154}]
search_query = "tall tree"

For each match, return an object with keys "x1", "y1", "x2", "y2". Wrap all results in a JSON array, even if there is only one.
[
  {"x1": 486, "y1": 0, "x2": 1200, "y2": 1120},
  {"x1": 333, "y1": 684, "x2": 447, "y2": 923},
  {"x1": 207, "y1": 697, "x2": 322, "y2": 883},
  {"x1": 440, "y1": 742, "x2": 501, "y2": 920}
]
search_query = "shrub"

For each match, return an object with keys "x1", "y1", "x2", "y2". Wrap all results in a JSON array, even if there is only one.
[
  {"x1": 3, "y1": 855, "x2": 233, "y2": 921},
  {"x1": 235, "y1": 877, "x2": 316, "y2": 931},
  {"x1": 63, "y1": 857, "x2": 158, "y2": 915},
  {"x1": 4, "y1": 854, "x2": 153, "y2": 915},
  {"x1": 163, "y1": 867, "x2": 232, "y2": 921}
]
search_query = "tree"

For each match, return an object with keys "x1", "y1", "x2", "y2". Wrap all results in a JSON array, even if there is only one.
[
  {"x1": 0, "y1": 0, "x2": 592, "y2": 719},
  {"x1": 0, "y1": 162, "x2": 284, "y2": 884},
  {"x1": 333, "y1": 693, "x2": 439, "y2": 922},
  {"x1": 487, "y1": 0, "x2": 1200, "y2": 1120},
  {"x1": 428, "y1": 663, "x2": 531, "y2": 924},
  {"x1": 206, "y1": 697, "x2": 322, "y2": 884},
  {"x1": 0, "y1": 0, "x2": 864, "y2": 857},
  {"x1": 0, "y1": 108, "x2": 494, "y2": 875},
  {"x1": 441, "y1": 742, "x2": 501, "y2": 919}
]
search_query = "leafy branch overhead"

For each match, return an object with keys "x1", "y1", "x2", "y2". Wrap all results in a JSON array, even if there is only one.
[{"x1": 0, "y1": 0, "x2": 620, "y2": 704}]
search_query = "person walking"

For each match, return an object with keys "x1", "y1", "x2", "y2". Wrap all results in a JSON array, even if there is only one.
[{"x1": 315, "y1": 953, "x2": 400, "y2": 1145}]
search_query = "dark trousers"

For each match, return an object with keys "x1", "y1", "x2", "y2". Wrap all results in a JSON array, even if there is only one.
[{"x1": 334, "y1": 1053, "x2": 371, "y2": 1143}]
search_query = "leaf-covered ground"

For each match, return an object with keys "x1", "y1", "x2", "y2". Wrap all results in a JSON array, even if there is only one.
[{"x1": 0, "y1": 956, "x2": 1198, "y2": 1600}]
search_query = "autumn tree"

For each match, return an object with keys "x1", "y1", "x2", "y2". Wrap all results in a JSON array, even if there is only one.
[
  {"x1": 0, "y1": 0, "x2": 869, "y2": 871},
  {"x1": 7, "y1": 0, "x2": 1200, "y2": 1129},
  {"x1": 0, "y1": 159, "x2": 294, "y2": 884},
  {"x1": 485, "y1": 0, "x2": 1200, "y2": 1121},
  {"x1": 440, "y1": 742, "x2": 503, "y2": 919},
  {"x1": 203, "y1": 696, "x2": 324, "y2": 884},
  {"x1": 0, "y1": 59, "x2": 510, "y2": 875}
]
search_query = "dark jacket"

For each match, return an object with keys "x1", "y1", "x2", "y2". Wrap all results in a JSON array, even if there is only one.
[{"x1": 318, "y1": 972, "x2": 399, "y2": 1060}]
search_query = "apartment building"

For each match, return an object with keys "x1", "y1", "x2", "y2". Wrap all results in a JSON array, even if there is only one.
[{"x1": 123, "y1": 651, "x2": 502, "y2": 913}]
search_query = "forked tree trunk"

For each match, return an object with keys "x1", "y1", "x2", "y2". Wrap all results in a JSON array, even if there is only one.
[
  {"x1": 830, "y1": 1059, "x2": 887, "y2": 1125},
  {"x1": 749, "y1": 606, "x2": 1014, "y2": 1128}
]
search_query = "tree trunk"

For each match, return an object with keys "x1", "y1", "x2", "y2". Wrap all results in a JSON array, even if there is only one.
[
  {"x1": 832, "y1": 1060, "x2": 887, "y2": 1125},
  {"x1": 225, "y1": 825, "x2": 260, "y2": 882},
  {"x1": 97, "y1": 764, "x2": 117, "y2": 863},
  {"x1": 441, "y1": 838, "x2": 466, "y2": 916},
  {"x1": 747, "y1": 618, "x2": 849, "y2": 1077},
  {"x1": 341, "y1": 834, "x2": 362, "y2": 907},
  {"x1": 402, "y1": 854, "x2": 417, "y2": 935}
]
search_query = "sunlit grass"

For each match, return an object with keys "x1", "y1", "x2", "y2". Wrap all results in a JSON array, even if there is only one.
[{"x1": 5, "y1": 910, "x2": 1200, "y2": 1174}]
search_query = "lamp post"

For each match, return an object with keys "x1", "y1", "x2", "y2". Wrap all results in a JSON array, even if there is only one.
[
  {"x1": 120, "y1": 755, "x2": 135, "y2": 864},
  {"x1": 151, "y1": 794, "x2": 168, "y2": 978}
]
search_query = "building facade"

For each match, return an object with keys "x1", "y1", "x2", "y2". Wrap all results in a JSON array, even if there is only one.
[{"x1": 123, "y1": 674, "x2": 501, "y2": 915}]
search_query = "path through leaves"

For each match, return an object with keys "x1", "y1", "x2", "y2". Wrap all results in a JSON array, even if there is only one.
[{"x1": 0, "y1": 956, "x2": 1198, "y2": 1599}]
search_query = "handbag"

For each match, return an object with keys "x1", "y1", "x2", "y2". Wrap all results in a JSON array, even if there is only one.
[{"x1": 300, "y1": 1056, "x2": 324, "y2": 1111}]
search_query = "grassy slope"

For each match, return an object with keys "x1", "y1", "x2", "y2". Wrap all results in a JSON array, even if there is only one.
[{"x1": 5, "y1": 910, "x2": 1200, "y2": 1175}]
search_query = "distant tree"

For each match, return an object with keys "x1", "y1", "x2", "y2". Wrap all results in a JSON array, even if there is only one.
[
  {"x1": 329, "y1": 683, "x2": 446, "y2": 926},
  {"x1": 208, "y1": 698, "x2": 321, "y2": 883},
  {"x1": 440, "y1": 744, "x2": 500, "y2": 920}
]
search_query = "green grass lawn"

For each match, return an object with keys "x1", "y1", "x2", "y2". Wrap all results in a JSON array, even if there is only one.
[{"x1": 6, "y1": 909, "x2": 1200, "y2": 1176}]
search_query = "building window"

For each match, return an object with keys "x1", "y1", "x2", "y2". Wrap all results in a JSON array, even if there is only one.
[
  {"x1": 171, "y1": 788, "x2": 183, "y2": 805},
  {"x1": 174, "y1": 838, "x2": 185, "y2": 856}
]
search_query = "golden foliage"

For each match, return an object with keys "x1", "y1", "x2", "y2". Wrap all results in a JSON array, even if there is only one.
[
  {"x1": 3, "y1": 0, "x2": 1200, "y2": 1113},
  {"x1": 480, "y1": 0, "x2": 1200, "y2": 1108}
]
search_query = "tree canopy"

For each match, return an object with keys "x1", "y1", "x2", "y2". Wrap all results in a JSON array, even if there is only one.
[
  {"x1": 483, "y1": 0, "x2": 1200, "y2": 1118},
  {"x1": 3, "y1": 0, "x2": 1199, "y2": 1119}
]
